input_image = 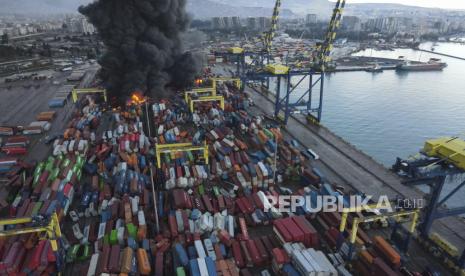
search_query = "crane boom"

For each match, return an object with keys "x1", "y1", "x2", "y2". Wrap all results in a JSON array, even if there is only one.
[
  {"x1": 317, "y1": 0, "x2": 346, "y2": 71},
  {"x1": 263, "y1": 0, "x2": 282, "y2": 56}
]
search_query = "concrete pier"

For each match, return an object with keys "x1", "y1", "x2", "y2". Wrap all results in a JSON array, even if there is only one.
[{"x1": 419, "y1": 49, "x2": 465, "y2": 61}]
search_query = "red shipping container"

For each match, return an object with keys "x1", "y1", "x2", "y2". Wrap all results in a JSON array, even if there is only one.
[
  {"x1": 253, "y1": 238, "x2": 269, "y2": 264},
  {"x1": 373, "y1": 257, "x2": 397, "y2": 276},
  {"x1": 27, "y1": 239, "x2": 46, "y2": 272},
  {"x1": 108, "y1": 245, "x2": 121, "y2": 273},
  {"x1": 241, "y1": 197, "x2": 254, "y2": 214},
  {"x1": 272, "y1": 220, "x2": 292, "y2": 243},
  {"x1": 252, "y1": 193, "x2": 264, "y2": 210},
  {"x1": 260, "y1": 236, "x2": 275, "y2": 253},
  {"x1": 282, "y1": 217, "x2": 304, "y2": 243},
  {"x1": 240, "y1": 241, "x2": 253, "y2": 268},
  {"x1": 9, "y1": 244, "x2": 26, "y2": 274},
  {"x1": 3, "y1": 241, "x2": 21, "y2": 270},
  {"x1": 38, "y1": 240, "x2": 52, "y2": 272},
  {"x1": 231, "y1": 240, "x2": 245, "y2": 268},
  {"x1": 2, "y1": 147, "x2": 27, "y2": 155},
  {"x1": 202, "y1": 194, "x2": 214, "y2": 213},
  {"x1": 272, "y1": 248, "x2": 289, "y2": 265},
  {"x1": 325, "y1": 227, "x2": 339, "y2": 249},
  {"x1": 240, "y1": 268, "x2": 253, "y2": 276},
  {"x1": 292, "y1": 216, "x2": 317, "y2": 248},
  {"x1": 238, "y1": 217, "x2": 249, "y2": 240},
  {"x1": 154, "y1": 252, "x2": 163, "y2": 276},
  {"x1": 218, "y1": 229, "x2": 232, "y2": 247},
  {"x1": 236, "y1": 198, "x2": 247, "y2": 214},
  {"x1": 172, "y1": 189, "x2": 188, "y2": 209},
  {"x1": 214, "y1": 244, "x2": 224, "y2": 260},
  {"x1": 181, "y1": 210, "x2": 189, "y2": 234},
  {"x1": 246, "y1": 240, "x2": 262, "y2": 266},
  {"x1": 168, "y1": 214, "x2": 178, "y2": 237}
]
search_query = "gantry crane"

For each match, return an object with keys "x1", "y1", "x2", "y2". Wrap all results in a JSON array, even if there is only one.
[
  {"x1": 155, "y1": 142, "x2": 209, "y2": 168},
  {"x1": 0, "y1": 213, "x2": 63, "y2": 271},
  {"x1": 71, "y1": 88, "x2": 107, "y2": 103},
  {"x1": 247, "y1": 0, "x2": 346, "y2": 124},
  {"x1": 214, "y1": 0, "x2": 283, "y2": 77},
  {"x1": 338, "y1": 203, "x2": 420, "y2": 259}
]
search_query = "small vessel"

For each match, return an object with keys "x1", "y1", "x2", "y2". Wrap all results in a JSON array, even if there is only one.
[
  {"x1": 365, "y1": 63, "x2": 383, "y2": 73},
  {"x1": 396, "y1": 58, "x2": 447, "y2": 71}
]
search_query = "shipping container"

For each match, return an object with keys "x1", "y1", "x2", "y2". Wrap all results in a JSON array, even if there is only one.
[{"x1": 373, "y1": 236, "x2": 401, "y2": 269}]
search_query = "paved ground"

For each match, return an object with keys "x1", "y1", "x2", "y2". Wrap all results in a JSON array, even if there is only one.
[{"x1": 0, "y1": 63, "x2": 99, "y2": 163}]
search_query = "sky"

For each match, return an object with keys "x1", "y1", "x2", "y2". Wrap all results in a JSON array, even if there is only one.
[{"x1": 337, "y1": 0, "x2": 465, "y2": 10}]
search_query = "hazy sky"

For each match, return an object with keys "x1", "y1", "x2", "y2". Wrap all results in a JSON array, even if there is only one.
[{"x1": 338, "y1": 0, "x2": 465, "y2": 10}]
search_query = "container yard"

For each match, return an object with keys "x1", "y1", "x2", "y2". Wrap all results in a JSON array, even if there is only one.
[
  {"x1": 1, "y1": 60, "x2": 465, "y2": 276},
  {"x1": 1, "y1": 0, "x2": 465, "y2": 275}
]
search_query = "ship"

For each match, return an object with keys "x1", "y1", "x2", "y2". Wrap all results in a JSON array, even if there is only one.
[
  {"x1": 396, "y1": 58, "x2": 447, "y2": 71},
  {"x1": 365, "y1": 63, "x2": 383, "y2": 73}
]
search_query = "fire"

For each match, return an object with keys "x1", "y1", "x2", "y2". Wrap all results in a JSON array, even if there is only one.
[
  {"x1": 194, "y1": 78, "x2": 204, "y2": 86},
  {"x1": 129, "y1": 92, "x2": 146, "y2": 105}
]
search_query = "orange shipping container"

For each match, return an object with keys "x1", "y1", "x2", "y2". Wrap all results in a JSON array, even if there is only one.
[
  {"x1": 359, "y1": 250, "x2": 374, "y2": 266},
  {"x1": 136, "y1": 248, "x2": 151, "y2": 275},
  {"x1": 373, "y1": 236, "x2": 401, "y2": 268},
  {"x1": 120, "y1": 247, "x2": 133, "y2": 273}
]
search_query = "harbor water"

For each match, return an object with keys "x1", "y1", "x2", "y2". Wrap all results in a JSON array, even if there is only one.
[{"x1": 284, "y1": 42, "x2": 465, "y2": 167}]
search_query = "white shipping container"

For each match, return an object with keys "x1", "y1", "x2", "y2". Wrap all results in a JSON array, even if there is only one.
[
  {"x1": 131, "y1": 196, "x2": 139, "y2": 215},
  {"x1": 227, "y1": 215, "x2": 235, "y2": 237},
  {"x1": 292, "y1": 250, "x2": 315, "y2": 276},
  {"x1": 337, "y1": 265, "x2": 352, "y2": 276},
  {"x1": 87, "y1": 253, "x2": 100, "y2": 276},
  {"x1": 197, "y1": 258, "x2": 209, "y2": 276},
  {"x1": 204, "y1": 239, "x2": 216, "y2": 261},
  {"x1": 195, "y1": 240, "x2": 207, "y2": 259},
  {"x1": 98, "y1": 222, "x2": 106, "y2": 240},
  {"x1": 314, "y1": 250, "x2": 338, "y2": 276},
  {"x1": 138, "y1": 210, "x2": 146, "y2": 226},
  {"x1": 176, "y1": 210, "x2": 184, "y2": 232},
  {"x1": 301, "y1": 250, "x2": 322, "y2": 276},
  {"x1": 72, "y1": 223, "x2": 84, "y2": 240}
]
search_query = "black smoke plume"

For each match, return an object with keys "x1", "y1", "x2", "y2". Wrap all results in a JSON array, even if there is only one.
[{"x1": 79, "y1": 0, "x2": 200, "y2": 100}]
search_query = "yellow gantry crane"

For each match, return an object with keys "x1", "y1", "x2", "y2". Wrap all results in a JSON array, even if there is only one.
[
  {"x1": 0, "y1": 213, "x2": 62, "y2": 251},
  {"x1": 338, "y1": 203, "x2": 420, "y2": 259},
  {"x1": 184, "y1": 87, "x2": 217, "y2": 103},
  {"x1": 219, "y1": 0, "x2": 283, "y2": 76},
  {"x1": 188, "y1": 96, "x2": 225, "y2": 113},
  {"x1": 263, "y1": 0, "x2": 282, "y2": 58},
  {"x1": 211, "y1": 77, "x2": 242, "y2": 91},
  {"x1": 72, "y1": 88, "x2": 107, "y2": 103},
  {"x1": 155, "y1": 142, "x2": 209, "y2": 168},
  {"x1": 316, "y1": 0, "x2": 346, "y2": 72}
]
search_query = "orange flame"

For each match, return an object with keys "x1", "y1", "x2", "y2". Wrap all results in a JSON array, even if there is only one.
[
  {"x1": 194, "y1": 78, "x2": 204, "y2": 86},
  {"x1": 129, "y1": 92, "x2": 146, "y2": 105}
]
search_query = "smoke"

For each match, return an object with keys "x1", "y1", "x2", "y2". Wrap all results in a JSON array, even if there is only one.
[{"x1": 79, "y1": 0, "x2": 200, "y2": 100}]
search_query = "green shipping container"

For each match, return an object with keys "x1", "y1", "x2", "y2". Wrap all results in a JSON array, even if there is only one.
[
  {"x1": 213, "y1": 186, "x2": 220, "y2": 197},
  {"x1": 198, "y1": 184, "x2": 205, "y2": 195},
  {"x1": 31, "y1": 201, "x2": 43, "y2": 216},
  {"x1": 61, "y1": 158, "x2": 71, "y2": 169},
  {"x1": 77, "y1": 243, "x2": 91, "y2": 261},
  {"x1": 47, "y1": 167, "x2": 60, "y2": 182},
  {"x1": 176, "y1": 267, "x2": 186, "y2": 276},
  {"x1": 33, "y1": 162, "x2": 45, "y2": 176},
  {"x1": 109, "y1": 229, "x2": 118, "y2": 245},
  {"x1": 126, "y1": 223, "x2": 137, "y2": 239}
]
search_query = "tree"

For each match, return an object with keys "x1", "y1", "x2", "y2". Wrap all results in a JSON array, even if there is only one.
[{"x1": 1, "y1": 33, "x2": 8, "y2": 45}]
